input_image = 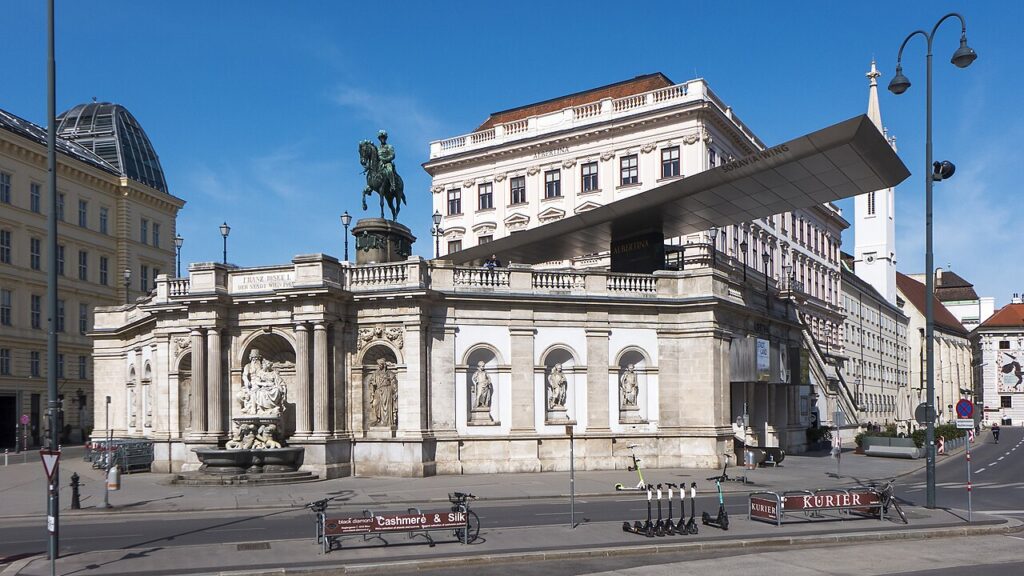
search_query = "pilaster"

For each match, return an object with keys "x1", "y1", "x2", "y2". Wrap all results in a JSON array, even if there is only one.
[
  {"x1": 206, "y1": 328, "x2": 224, "y2": 436},
  {"x1": 313, "y1": 322, "x2": 330, "y2": 436},
  {"x1": 586, "y1": 328, "x2": 611, "y2": 431},
  {"x1": 189, "y1": 328, "x2": 207, "y2": 438},
  {"x1": 510, "y1": 327, "x2": 536, "y2": 434},
  {"x1": 294, "y1": 323, "x2": 311, "y2": 437}
]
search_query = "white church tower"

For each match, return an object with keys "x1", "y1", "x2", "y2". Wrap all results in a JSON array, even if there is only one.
[{"x1": 854, "y1": 60, "x2": 897, "y2": 304}]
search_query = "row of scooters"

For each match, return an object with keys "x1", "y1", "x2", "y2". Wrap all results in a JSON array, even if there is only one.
[
  {"x1": 622, "y1": 477, "x2": 729, "y2": 537},
  {"x1": 622, "y1": 480, "x2": 729, "y2": 536}
]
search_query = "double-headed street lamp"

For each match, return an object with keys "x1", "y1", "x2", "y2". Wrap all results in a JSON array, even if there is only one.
[
  {"x1": 174, "y1": 233, "x2": 184, "y2": 277},
  {"x1": 761, "y1": 248, "x2": 770, "y2": 310},
  {"x1": 219, "y1": 222, "x2": 231, "y2": 266},
  {"x1": 739, "y1": 235, "x2": 749, "y2": 281},
  {"x1": 340, "y1": 211, "x2": 352, "y2": 262},
  {"x1": 432, "y1": 210, "x2": 445, "y2": 258},
  {"x1": 888, "y1": 11, "x2": 976, "y2": 510},
  {"x1": 123, "y1": 267, "x2": 131, "y2": 304}
]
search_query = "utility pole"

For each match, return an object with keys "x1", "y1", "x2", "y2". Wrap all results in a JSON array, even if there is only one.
[{"x1": 45, "y1": 0, "x2": 61, "y2": 568}]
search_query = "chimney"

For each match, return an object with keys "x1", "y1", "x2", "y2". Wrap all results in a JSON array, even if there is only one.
[
  {"x1": 935, "y1": 267, "x2": 943, "y2": 286},
  {"x1": 1013, "y1": 293, "x2": 1022, "y2": 305}
]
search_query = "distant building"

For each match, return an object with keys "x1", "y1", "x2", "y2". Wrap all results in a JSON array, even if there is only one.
[
  {"x1": 896, "y1": 272, "x2": 973, "y2": 424},
  {"x1": 839, "y1": 254, "x2": 911, "y2": 430},
  {"x1": 908, "y1": 268, "x2": 994, "y2": 332},
  {"x1": 0, "y1": 103, "x2": 183, "y2": 449},
  {"x1": 972, "y1": 295, "x2": 1024, "y2": 426}
]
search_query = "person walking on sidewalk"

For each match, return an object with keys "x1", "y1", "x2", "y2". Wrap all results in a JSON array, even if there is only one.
[{"x1": 992, "y1": 421, "x2": 1001, "y2": 443}]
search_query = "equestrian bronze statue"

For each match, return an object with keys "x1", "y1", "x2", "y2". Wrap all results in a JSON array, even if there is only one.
[{"x1": 359, "y1": 130, "x2": 406, "y2": 221}]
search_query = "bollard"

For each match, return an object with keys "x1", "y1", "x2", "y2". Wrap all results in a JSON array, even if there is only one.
[
  {"x1": 70, "y1": 472, "x2": 82, "y2": 509},
  {"x1": 4, "y1": 448, "x2": 7, "y2": 466}
]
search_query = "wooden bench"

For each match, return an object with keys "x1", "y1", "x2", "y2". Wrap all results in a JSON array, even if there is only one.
[
  {"x1": 749, "y1": 488, "x2": 884, "y2": 526},
  {"x1": 319, "y1": 507, "x2": 468, "y2": 553}
]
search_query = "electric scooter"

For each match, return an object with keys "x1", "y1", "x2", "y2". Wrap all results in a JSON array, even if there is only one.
[
  {"x1": 701, "y1": 475, "x2": 729, "y2": 530},
  {"x1": 684, "y1": 482, "x2": 699, "y2": 534},
  {"x1": 653, "y1": 484, "x2": 667, "y2": 536},
  {"x1": 664, "y1": 483, "x2": 678, "y2": 535},
  {"x1": 621, "y1": 484, "x2": 654, "y2": 536},
  {"x1": 615, "y1": 444, "x2": 647, "y2": 491}
]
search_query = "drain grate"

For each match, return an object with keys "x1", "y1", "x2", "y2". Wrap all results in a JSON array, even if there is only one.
[{"x1": 236, "y1": 542, "x2": 271, "y2": 551}]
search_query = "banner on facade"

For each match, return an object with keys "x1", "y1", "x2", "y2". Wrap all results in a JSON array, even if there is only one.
[{"x1": 756, "y1": 338, "x2": 770, "y2": 382}]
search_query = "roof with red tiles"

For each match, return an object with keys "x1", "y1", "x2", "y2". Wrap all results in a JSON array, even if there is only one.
[
  {"x1": 978, "y1": 303, "x2": 1024, "y2": 329},
  {"x1": 475, "y1": 73, "x2": 675, "y2": 131},
  {"x1": 895, "y1": 272, "x2": 967, "y2": 335}
]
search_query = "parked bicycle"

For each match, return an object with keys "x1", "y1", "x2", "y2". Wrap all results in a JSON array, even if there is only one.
[
  {"x1": 873, "y1": 479, "x2": 908, "y2": 524},
  {"x1": 304, "y1": 497, "x2": 334, "y2": 545},
  {"x1": 448, "y1": 492, "x2": 480, "y2": 543}
]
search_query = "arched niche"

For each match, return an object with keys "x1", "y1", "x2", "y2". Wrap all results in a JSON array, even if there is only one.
[
  {"x1": 177, "y1": 353, "x2": 192, "y2": 434},
  {"x1": 540, "y1": 346, "x2": 579, "y2": 421},
  {"x1": 461, "y1": 345, "x2": 502, "y2": 426},
  {"x1": 238, "y1": 331, "x2": 297, "y2": 434},
  {"x1": 127, "y1": 365, "x2": 138, "y2": 428},
  {"x1": 359, "y1": 344, "x2": 400, "y2": 431},
  {"x1": 614, "y1": 346, "x2": 652, "y2": 423}
]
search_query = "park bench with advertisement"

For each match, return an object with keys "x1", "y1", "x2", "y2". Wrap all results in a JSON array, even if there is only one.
[
  {"x1": 749, "y1": 487, "x2": 884, "y2": 527},
  {"x1": 318, "y1": 506, "x2": 469, "y2": 553}
]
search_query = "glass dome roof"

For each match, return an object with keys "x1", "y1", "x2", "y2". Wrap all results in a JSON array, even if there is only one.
[{"x1": 56, "y1": 102, "x2": 168, "y2": 193}]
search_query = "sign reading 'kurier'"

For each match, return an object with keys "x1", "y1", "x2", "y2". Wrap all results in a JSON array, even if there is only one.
[
  {"x1": 324, "y1": 510, "x2": 466, "y2": 536},
  {"x1": 230, "y1": 271, "x2": 295, "y2": 294},
  {"x1": 749, "y1": 496, "x2": 778, "y2": 521}
]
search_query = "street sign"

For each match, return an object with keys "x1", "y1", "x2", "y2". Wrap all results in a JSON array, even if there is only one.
[
  {"x1": 20, "y1": 414, "x2": 29, "y2": 425},
  {"x1": 956, "y1": 399, "x2": 974, "y2": 419},
  {"x1": 915, "y1": 402, "x2": 936, "y2": 425},
  {"x1": 40, "y1": 449, "x2": 60, "y2": 481},
  {"x1": 956, "y1": 419, "x2": 975, "y2": 429}
]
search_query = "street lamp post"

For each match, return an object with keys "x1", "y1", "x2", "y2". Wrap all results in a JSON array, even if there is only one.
[
  {"x1": 219, "y1": 222, "x2": 231, "y2": 266},
  {"x1": 739, "y1": 236, "x2": 748, "y2": 281},
  {"x1": 103, "y1": 395, "x2": 111, "y2": 509},
  {"x1": 431, "y1": 210, "x2": 444, "y2": 258},
  {"x1": 340, "y1": 211, "x2": 352, "y2": 262},
  {"x1": 174, "y1": 234, "x2": 184, "y2": 277},
  {"x1": 888, "y1": 12, "x2": 976, "y2": 510},
  {"x1": 123, "y1": 268, "x2": 131, "y2": 304},
  {"x1": 708, "y1": 226, "x2": 718, "y2": 267}
]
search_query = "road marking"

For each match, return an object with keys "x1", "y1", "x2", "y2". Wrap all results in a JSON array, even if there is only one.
[
  {"x1": 978, "y1": 510, "x2": 1024, "y2": 515},
  {"x1": 976, "y1": 467, "x2": 986, "y2": 473},
  {"x1": 998, "y1": 457, "x2": 1005, "y2": 461},
  {"x1": 210, "y1": 528, "x2": 267, "y2": 532}
]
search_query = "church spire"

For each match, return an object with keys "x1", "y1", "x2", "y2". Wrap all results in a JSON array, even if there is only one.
[{"x1": 866, "y1": 59, "x2": 883, "y2": 131}]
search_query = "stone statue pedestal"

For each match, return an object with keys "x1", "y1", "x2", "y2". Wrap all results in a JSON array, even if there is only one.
[
  {"x1": 469, "y1": 406, "x2": 495, "y2": 425},
  {"x1": 351, "y1": 218, "x2": 416, "y2": 265},
  {"x1": 366, "y1": 426, "x2": 395, "y2": 439},
  {"x1": 545, "y1": 407, "x2": 574, "y2": 425},
  {"x1": 619, "y1": 406, "x2": 645, "y2": 424}
]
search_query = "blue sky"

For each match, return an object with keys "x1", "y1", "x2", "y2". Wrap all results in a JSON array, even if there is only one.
[{"x1": 4, "y1": 1, "x2": 1019, "y2": 306}]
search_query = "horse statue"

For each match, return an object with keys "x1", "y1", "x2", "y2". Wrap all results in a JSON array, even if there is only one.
[{"x1": 358, "y1": 131, "x2": 406, "y2": 221}]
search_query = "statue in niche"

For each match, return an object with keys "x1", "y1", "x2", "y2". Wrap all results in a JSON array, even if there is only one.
[
  {"x1": 179, "y1": 377, "x2": 192, "y2": 431},
  {"x1": 128, "y1": 387, "x2": 137, "y2": 427},
  {"x1": 366, "y1": 358, "x2": 398, "y2": 427},
  {"x1": 620, "y1": 364, "x2": 639, "y2": 407},
  {"x1": 547, "y1": 364, "x2": 568, "y2": 410},
  {"x1": 472, "y1": 361, "x2": 494, "y2": 409},
  {"x1": 144, "y1": 385, "x2": 153, "y2": 427},
  {"x1": 238, "y1": 348, "x2": 289, "y2": 416}
]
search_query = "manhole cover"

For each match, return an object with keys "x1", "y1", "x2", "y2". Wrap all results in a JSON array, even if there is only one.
[{"x1": 237, "y1": 542, "x2": 271, "y2": 551}]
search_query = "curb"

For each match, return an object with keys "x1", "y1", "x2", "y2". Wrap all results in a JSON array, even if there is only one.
[{"x1": 199, "y1": 516, "x2": 1024, "y2": 576}]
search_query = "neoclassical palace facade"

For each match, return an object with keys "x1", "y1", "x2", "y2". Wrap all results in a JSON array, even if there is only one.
[{"x1": 91, "y1": 253, "x2": 805, "y2": 477}]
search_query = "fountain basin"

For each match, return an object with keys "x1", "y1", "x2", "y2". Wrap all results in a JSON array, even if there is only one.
[{"x1": 193, "y1": 446, "x2": 304, "y2": 474}]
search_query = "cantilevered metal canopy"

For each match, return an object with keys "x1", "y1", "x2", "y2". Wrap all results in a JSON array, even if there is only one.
[{"x1": 447, "y1": 114, "x2": 909, "y2": 266}]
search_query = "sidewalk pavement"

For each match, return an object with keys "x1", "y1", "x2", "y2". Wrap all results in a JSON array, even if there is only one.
[{"x1": 2, "y1": 444, "x2": 1015, "y2": 576}]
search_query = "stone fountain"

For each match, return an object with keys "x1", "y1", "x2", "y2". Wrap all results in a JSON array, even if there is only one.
[{"x1": 177, "y1": 348, "x2": 311, "y2": 485}]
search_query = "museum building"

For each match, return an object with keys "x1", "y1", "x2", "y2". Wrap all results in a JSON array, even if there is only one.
[{"x1": 89, "y1": 75, "x2": 908, "y2": 478}]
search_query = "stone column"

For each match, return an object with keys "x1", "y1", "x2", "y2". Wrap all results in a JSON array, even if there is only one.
[
  {"x1": 586, "y1": 329, "x2": 611, "y2": 431},
  {"x1": 397, "y1": 323, "x2": 424, "y2": 437},
  {"x1": 190, "y1": 328, "x2": 206, "y2": 438},
  {"x1": 429, "y1": 324, "x2": 457, "y2": 435},
  {"x1": 294, "y1": 323, "x2": 311, "y2": 437},
  {"x1": 313, "y1": 322, "x2": 329, "y2": 436},
  {"x1": 206, "y1": 328, "x2": 223, "y2": 436},
  {"x1": 509, "y1": 327, "x2": 536, "y2": 433}
]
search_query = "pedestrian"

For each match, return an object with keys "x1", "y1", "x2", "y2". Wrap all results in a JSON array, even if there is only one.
[
  {"x1": 484, "y1": 254, "x2": 502, "y2": 270},
  {"x1": 992, "y1": 421, "x2": 1001, "y2": 444}
]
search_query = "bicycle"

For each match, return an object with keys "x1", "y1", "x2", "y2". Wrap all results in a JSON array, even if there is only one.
[
  {"x1": 874, "y1": 479, "x2": 908, "y2": 524},
  {"x1": 449, "y1": 492, "x2": 480, "y2": 543},
  {"x1": 615, "y1": 444, "x2": 647, "y2": 491},
  {"x1": 304, "y1": 497, "x2": 334, "y2": 545}
]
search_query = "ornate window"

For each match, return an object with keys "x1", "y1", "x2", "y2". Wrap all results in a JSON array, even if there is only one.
[
  {"x1": 620, "y1": 154, "x2": 638, "y2": 185},
  {"x1": 661, "y1": 146, "x2": 680, "y2": 178},
  {"x1": 544, "y1": 169, "x2": 561, "y2": 198},
  {"x1": 447, "y1": 189, "x2": 462, "y2": 215},
  {"x1": 510, "y1": 176, "x2": 526, "y2": 205},
  {"x1": 581, "y1": 162, "x2": 598, "y2": 192},
  {"x1": 478, "y1": 182, "x2": 493, "y2": 210}
]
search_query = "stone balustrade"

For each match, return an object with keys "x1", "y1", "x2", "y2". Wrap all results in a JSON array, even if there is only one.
[{"x1": 146, "y1": 247, "x2": 801, "y2": 307}]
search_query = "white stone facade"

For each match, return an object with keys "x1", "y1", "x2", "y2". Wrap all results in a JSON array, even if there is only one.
[
  {"x1": 972, "y1": 302, "x2": 1024, "y2": 426},
  {"x1": 91, "y1": 252, "x2": 807, "y2": 477}
]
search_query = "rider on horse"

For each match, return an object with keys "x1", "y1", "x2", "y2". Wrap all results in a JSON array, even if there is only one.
[{"x1": 377, "y1": 130, "x2": 398, "y2": 194}]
